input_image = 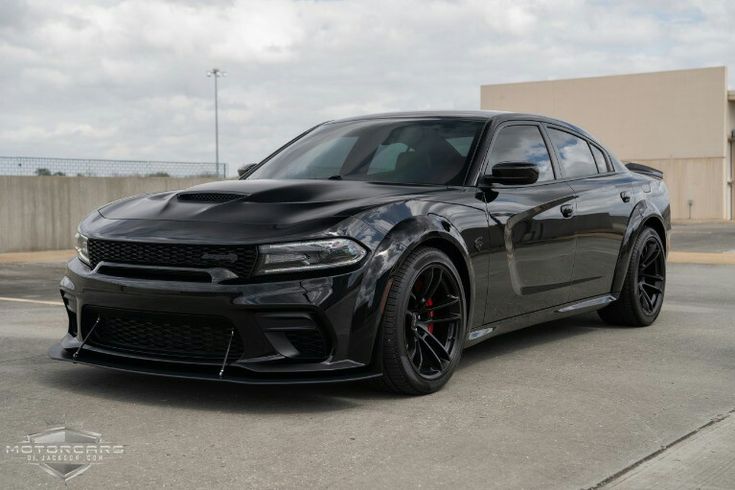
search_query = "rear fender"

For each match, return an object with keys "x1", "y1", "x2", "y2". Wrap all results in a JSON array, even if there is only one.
[{"x1": 611, "y1": 200, "x2": 667, "y2": 294}]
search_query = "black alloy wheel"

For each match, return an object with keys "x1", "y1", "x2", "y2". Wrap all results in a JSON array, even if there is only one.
[
  {"x1": 598, "y1": 227, "x2": 666, "y2": 327},
  {"x1": 376, "y1": 247, "x2": 466, "y2": 395},
  {"x1": 637, "y1": 235, "x2": 665, "y2": 315},
  {"x1": 404, "y1": 264, "x2": 462, "y2": 379}
]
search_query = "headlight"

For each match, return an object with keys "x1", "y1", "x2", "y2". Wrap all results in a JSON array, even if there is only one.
[
  {"x1": 254, "y1": 238, "x2": 367, "y2": 275},
  {"x1": 74, "y1": 231, "x2": 90, "y2": 266}
]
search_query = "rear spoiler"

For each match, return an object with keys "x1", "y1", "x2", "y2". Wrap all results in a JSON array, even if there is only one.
[{"x1": 625, "y1": 162, "x2": 663, "y2": 180}]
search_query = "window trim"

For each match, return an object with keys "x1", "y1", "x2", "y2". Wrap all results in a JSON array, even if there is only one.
[{"x1": 589, "y1": 142, "x2": 612, "y2": 173}]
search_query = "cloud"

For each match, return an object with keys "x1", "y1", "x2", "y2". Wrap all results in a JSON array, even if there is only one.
[{"x1": 0, "y1": 0, "x2": 733, "y2": 171}]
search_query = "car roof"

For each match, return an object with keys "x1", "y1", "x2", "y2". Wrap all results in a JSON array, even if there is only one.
[
  {"x1": 329, "y1": 110, "x2": 593, "y2": 138},
  {"x1": 330, "y1": 110, "x2": 505, "y2": 122}
]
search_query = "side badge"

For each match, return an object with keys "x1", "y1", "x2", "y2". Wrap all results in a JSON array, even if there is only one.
[{"x1": 474, "y1": 236, "x2": 485, "y2": 252}]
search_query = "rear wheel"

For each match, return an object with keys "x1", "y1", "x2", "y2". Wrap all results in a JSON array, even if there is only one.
[
  {"x1": 598, "y1": 227, "x2": 666, "y2": 327},
  {"x1": 376, "y1": 247, "x2": 466, "y2": 395}
]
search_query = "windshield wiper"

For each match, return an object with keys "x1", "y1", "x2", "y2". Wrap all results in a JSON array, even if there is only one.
[{"x1": 326, "y1": 175, "x2": 343, "y2": 180}]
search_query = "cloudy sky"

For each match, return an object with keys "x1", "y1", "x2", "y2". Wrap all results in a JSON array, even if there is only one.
[{"x1": 1, "y1": 0, "x2": 733, "y2": 173}]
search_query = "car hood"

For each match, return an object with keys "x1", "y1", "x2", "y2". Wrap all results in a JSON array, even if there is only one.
[{"x1": 98, "y1": 179, "x2": 446, "y2": 226}]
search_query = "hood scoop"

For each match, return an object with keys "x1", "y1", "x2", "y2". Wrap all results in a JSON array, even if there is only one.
[{"x1": 177, "y1": 192, "x2": 247, "y2": 203}]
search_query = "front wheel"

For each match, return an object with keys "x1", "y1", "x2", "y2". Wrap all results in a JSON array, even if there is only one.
[
  {"x1": 376, "y1": 247, "x2": 466, "y2": 395},
  {"x1": 598, "y1": 227, "x2": 666, "y2": 327}
]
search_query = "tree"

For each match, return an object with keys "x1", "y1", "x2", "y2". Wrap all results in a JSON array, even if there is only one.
[{"x1": 34, "y1": 168, "x2": 66, "y2": 176}]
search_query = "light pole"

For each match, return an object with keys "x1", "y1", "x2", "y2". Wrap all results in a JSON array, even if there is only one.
[{"x1": 206, "y1": 68, "x2": 226, "y2": 176}]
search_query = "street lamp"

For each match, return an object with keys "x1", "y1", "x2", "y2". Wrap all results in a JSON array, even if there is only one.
[{"x1": 206, "y1": 68, "x2": 226, "y2": 177}]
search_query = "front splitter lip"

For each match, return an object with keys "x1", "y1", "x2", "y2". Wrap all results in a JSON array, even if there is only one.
[{"x1": 49, "y1": 342, "x2": 382, "y2": 386}]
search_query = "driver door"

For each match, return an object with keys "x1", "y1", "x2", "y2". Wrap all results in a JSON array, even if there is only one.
[{"x1": 481, "y1": 123, "x2": 578, "y2": 322}]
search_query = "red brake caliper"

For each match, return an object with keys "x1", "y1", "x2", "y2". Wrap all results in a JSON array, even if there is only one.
[{"x1": 425, "y1": 297, "x2": 435, "y2": 334}]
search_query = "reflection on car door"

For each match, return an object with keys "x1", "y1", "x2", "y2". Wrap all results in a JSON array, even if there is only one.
[
  {"x1": 546, "y1": 127, "x2": 634, "y2": 300},
  {"x1": 482, "y1": 123, "x2": 578, "y2": 322}
]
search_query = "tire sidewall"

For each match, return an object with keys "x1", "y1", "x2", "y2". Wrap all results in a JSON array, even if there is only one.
[
  {"x1": 629, "y1": 228, "x2": 666, "y2": 324},
  {"x1": 391, "y1": 249, "x2": 467, "y2": 393}
]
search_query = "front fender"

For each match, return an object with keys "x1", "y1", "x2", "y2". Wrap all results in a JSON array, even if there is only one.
[{"x1": 348, "y1": 207, "x2": 476, "y2": 364}]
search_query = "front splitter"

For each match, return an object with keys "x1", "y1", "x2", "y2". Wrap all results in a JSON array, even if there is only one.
[{"x1": 49, "y1": 342, "x2": 382, "y2": 386}]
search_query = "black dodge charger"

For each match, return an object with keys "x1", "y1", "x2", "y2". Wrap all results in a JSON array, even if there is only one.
[{"x1": 51, "y1": 111, "x2": 670, "y2": 395}]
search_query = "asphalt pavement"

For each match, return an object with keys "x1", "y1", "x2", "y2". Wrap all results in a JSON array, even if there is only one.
[{"x1": 0, "y1": 258, "x2": 734, "y2": 488}]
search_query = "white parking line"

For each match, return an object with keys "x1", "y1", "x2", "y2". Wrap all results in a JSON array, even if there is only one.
[{"x1": 0, "y1": 296, "x2": 62, "y2": 306}]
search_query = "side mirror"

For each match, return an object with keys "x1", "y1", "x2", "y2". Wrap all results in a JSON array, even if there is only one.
[
  {"x1": 479, "y1": 161, "x2": 540, "y2": 187},
  {"x1": 237, "y1": 163, "x2": 258, "y2": 178}
]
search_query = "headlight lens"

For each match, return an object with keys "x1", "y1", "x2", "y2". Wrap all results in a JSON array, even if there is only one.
[
  {"x1": 255, "y1": 238, "x2": 367, "y2": 275},
  {"x1": 74, "y1": 231, "x2": 90, "y2": 266}
]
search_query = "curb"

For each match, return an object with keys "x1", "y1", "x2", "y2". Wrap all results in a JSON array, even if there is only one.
[
  {"x1": 0, "y1": 249, "x2": 74, "y2": 264},
  {"x1": 668, "y1": 251, "x2": 735, "y2": 266}
]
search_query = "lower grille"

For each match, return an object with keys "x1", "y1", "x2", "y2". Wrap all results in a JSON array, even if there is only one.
[
  {"x1": 284, "y1": 330, "x2": 329, "y2": 360},
  {"x1": 82, "y1": 307, "x2": 243, "y2": 361}
]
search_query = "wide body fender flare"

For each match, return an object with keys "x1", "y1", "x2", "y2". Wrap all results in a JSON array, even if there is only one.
[
  {"x1": 349, "y1": 213, "x2": 476, "y2": 364},
  {"x1": 611, "y1": 199, "x2": 669, "y2": 295}
]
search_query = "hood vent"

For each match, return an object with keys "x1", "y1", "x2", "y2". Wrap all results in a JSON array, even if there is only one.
[{"x1": 177, "y1": 192, "x2": 246, "y2": 203}]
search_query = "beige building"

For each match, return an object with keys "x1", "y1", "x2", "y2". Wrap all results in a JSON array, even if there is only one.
[{"x1": 481, "y1": 66, "x2": 735, "y2": 221}]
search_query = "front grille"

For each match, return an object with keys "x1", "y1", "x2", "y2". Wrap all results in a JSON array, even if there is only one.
[
  {"x1": 82, "y1": 307, "x2": 244, "y2": 361},
  {"x1": 177, "y1": 192, "x2": 245, "y2": 203},
  {"x1": 87, "y1": 239, "x2": 257, "y2": 278},
  {"x1": 285, "y1": 330, "x2": 329, "y2": 360}
]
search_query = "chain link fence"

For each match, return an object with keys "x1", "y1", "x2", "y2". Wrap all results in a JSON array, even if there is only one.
[{"x1": 0, "y1": 156, "x2": 228, "y2": 178}]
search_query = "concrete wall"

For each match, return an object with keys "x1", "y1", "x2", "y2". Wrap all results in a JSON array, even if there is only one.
[
  {"x1": 729, "y1": 98, "x2": 735, "y2": 219},
  {"x1": 0, "y1": 176, "x2": 216, "y2": 253},
  {"x1": 481, "y1": 66, "x2": 730, "y2": 220}
]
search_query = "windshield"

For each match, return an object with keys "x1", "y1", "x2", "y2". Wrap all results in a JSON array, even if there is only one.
[{"x1": 247, "y1": 118, "x2": 486, "y2": 185}]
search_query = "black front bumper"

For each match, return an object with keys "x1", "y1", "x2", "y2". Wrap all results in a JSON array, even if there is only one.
[{"x1": 51, "y1": 258, "x2": 383, "y2": 384}]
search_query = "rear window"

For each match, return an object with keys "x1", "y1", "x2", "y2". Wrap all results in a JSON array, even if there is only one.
[{"x1": 548, "y1": 129, "x2": 598, "y2": 178}]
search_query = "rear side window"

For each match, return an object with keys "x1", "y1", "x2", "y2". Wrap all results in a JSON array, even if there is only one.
[
  {"x1": 486, "y1": 125, "x2": 555, "y2": 182},
  {"x1": 590, "y1": 144, "x2": 609, "y2": 173},
  {"x1": 548, "y1": 128, "x2": 598, "y2": 178}
]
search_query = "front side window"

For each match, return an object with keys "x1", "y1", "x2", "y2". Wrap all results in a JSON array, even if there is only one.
[
  {"x1": 247, "y1": 118, "x2": 485, "y2": 185},
  {"x1": 548, "y1": 128, "x2": 598, "y2": 178},
  {"x1": 486, "y1": 125, "x2": 555, "y2": 182}
]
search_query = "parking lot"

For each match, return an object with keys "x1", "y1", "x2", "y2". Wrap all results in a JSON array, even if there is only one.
[{"x1": 1, "y1": 231, "x2": 734, "y2": 488}]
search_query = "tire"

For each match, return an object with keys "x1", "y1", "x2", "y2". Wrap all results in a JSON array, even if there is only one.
[
  {"x1": 598, "y1": 227, "x2": 666, "y2": 327},
  {"x1": 375, "y1": 247, "x2": 467, "y2": 395}
]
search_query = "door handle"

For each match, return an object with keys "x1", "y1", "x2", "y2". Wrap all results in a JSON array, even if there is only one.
[
  {"x1": 620, "y1": 191, "x2": 631, "y2": 203},
  {"x1": 560, "y1": 204, "x2": 574, "y2": 218}
]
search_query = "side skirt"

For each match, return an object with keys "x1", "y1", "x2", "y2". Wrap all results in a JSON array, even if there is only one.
[{"x1": 464, "y1": 293, "x2": 618, "y2": 347}]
